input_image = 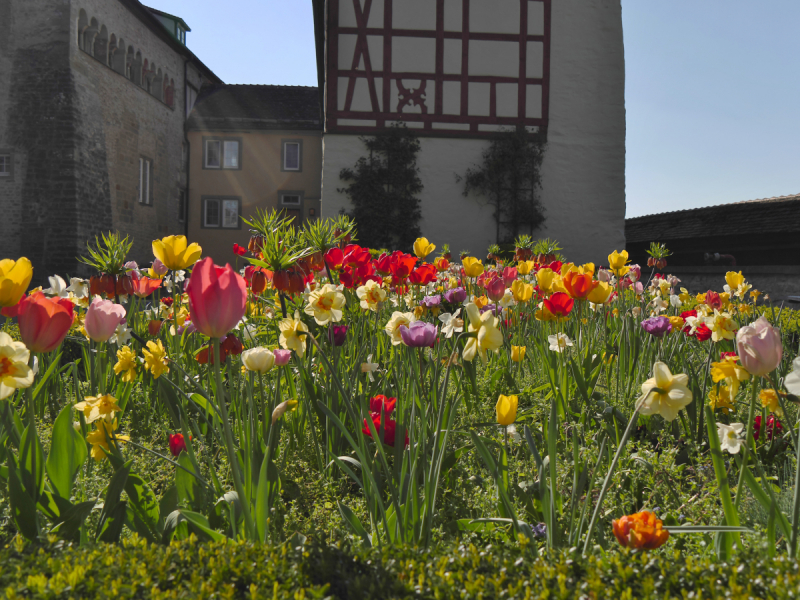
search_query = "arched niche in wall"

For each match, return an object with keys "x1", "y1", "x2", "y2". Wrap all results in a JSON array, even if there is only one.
[
  {"x1": 132, "y1": 51, "x2": 142, "y2": 85},
  {"x1": 95, "y1": 25, "x2": 108, "y2": 64},
  {"x1": 164, "y1": 78, "x2": 175, "y2": 107},
  {"x1": 84, "y1": 18, "x2": 99, "y2": 57},
  {"x1": 77, "y1": 10, "x2": 88, "y2": 51},
  {"x1": 152, "y1": 68, "x2": 164, "y2": 101}
]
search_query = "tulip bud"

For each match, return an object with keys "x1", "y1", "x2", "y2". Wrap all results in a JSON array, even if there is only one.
[
  {"x1": 241, "y1": 347, "x2": 276, "y2": 373},
  {"x1": 85, "y1": 298, "x2": 126, "y2": 342},
  {"x1": 273, "y1": 349, "x2": 292, "y2": 366},
  {"x1": 736, "y1": 316, "x2": 782, "y2": 376}
]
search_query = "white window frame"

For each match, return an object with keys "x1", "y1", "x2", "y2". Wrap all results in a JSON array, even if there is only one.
[
  {"x1": 138, "y1": 157, "x2": 152, "y2": 205},
  {"x1": 202, "y1": 197, "x2": 241, "y2": 229},
  {"x1": 282, "y1": 141, "x2": 301, "y2": 171},
  {"x1": 204, "y1": 137, "x2": 241, "y2": 170}
]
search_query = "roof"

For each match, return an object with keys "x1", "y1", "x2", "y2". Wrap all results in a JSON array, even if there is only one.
[
  {"x1": 118, "y1": 0, "x2": 221, "y2": 83},
  {"x1": 626, "y1": 193, "x2": 800, "y2": 243},
  {"x1": 186, "y1": 84, "x2": 322, "y2": 132},
  {"x1": 145, "y1": 6, "x2": 191, "y2": 32}
]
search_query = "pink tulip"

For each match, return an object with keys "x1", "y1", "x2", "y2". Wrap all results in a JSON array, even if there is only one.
[
  {"x1": 185, "y1": 257, "x2": 246, "y2": 339},
  {"x1": 152, "y1": 259, "x2": 169, "y2": 277},
  {"x1": 502, "y1": 267, "x2": 518, "y2": 288},
  {"x1": 736, "y1": 316, "x2": 782, "y2": 376},
  {"x1": 485, "y1": 277, "x2": 506, "y2": 303},
  {"x1": 84, "y1": 297, "x2": 126, "y2": 342},
  {"x1": 273, "y1": 349, "x2": 292, "y2": 365}
]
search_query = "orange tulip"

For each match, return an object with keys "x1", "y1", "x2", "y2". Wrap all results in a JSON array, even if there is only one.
[
  {"x1": 562, "y1": 271, "x2": 599, "y2": 300},
  {"x1": 612, "y1": 511, "x2": 670, "y2": 550}
]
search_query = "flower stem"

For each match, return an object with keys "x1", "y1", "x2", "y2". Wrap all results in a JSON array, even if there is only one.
[{"x1": 734, "y1": 377, "x2": 760, "y2": 511}]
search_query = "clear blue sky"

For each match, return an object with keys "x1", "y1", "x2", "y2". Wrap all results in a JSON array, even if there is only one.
[{"x1": 156, "y1": 0, "x2": 800, "y2": 218}]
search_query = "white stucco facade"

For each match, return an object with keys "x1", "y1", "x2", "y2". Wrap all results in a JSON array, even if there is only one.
[{"x1": 320, "y1": 0, "x2": 626, "y2": 264}]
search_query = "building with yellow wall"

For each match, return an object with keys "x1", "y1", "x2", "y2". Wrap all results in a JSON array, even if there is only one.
[{"x1": 186, "y1": 84, "x2": 322, "y2": 265}]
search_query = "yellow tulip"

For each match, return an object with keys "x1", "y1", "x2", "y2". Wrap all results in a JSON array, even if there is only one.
[
  {"x1": 608, "y1": 250, "x2": 629, "y2": 276},
  {"x1": 517, "y1": 260, "x2": 535, "y2": 275},
  {"x1": 413, "y1": 237, "x2": 436, "y2": 259},
  {"x1": 0, "y1": 257, "x2": 33, "y2": 307},
  {"x1": 725, "y1": 271, "x2": 745, "y2": 291},
  {"x1": 152, "y1": 235, "x2": 202, "y2": 271},
  {"x1": 462, "y1": 257, "x2": 484, "y2": 278},
  {"x1": 560, "y1": 263, "x2": 574, "y2": 277},
  {"x1": 511, "y1": 346, "x2": 526, "y2": 362},
  {"x1": 580, "y1": 263, "x2": 595, "y2": 277},
  {"x1": 511, "y1": 280, "x2": 533, "y2": 303},
  {"x1": 496, "y1": 394, "x2": 518, "y2": 426},
  {"x1": 536, "y1": 268, "x2": 557, "y2": 294},
  {"x1": 587, "y1": 281, "x2": 613, "y2": 305}
]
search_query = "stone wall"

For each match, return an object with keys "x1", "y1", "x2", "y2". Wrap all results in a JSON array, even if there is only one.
[{"x1": 665, "y1": 265, "x2": 800, "y2": 305}]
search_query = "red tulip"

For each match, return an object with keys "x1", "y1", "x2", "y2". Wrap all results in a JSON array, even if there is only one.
[
  {"x1": 168, "y1": 433, "x2": 188, "y2": 457},
  {"x1": 148, "y1": 320, "x2": 163, "y2": 336},
  {"x1": 362, "y1": 414, "x2": 408, "y2": 447},
  {"x1": 186, "y1": 257, "x2": 247, "y2": 339},
  {"x1": 502, "y1": 267, "x2": 518, "y2": 287},
  {"x1": 324, "y1": 248, "x2": 344, "y2": 271},
  {"x1": 375, "y1": 253, "x2": 392, "y2": 275},
  {"x1": 485, "y1": 277, "x2": 506, "y2": 302},
  {"x1": 5, "y1": 292, "x2": 74, "y2": 353},
  {"x1": 233, "y1": 243, "x2": 247, "y2": 256},
  {"x1": 543, "y1": 292, "x2": 574, "y2": 318}
]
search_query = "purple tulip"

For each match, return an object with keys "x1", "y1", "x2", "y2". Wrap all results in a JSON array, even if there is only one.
[
  {"x1": 479, "y1": 304, "x2": 502, "y2": 316},
  {"x1": 641, "y1": 316, "x2": 672, "y2": 338},
  {"x1": 329, "y1": 324, "x2": 348, "y2": 346},
  {"x1": 273, "y1": 349, "x2": 292, "y2": 365},
  {"x1": 399, "y1": 321, "x2": 437, "y2": 348},
  {"x1": 444, "y1": 287, "x2": 467, "y2": 304},
  {"x1": 420, "y1": 295, "x2": 441, "y2": 308}
]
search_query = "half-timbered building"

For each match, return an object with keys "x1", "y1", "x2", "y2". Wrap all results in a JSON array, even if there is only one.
[{"x1": 312, "y1": 0, "x2": 626, "y2": 261}]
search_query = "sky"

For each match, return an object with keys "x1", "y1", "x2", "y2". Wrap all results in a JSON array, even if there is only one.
[{"x1": 155, "y1": 0, "x2": 800, "y2": 218}]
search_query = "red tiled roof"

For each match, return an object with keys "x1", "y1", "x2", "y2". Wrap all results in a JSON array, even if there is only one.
[
  {"x1": 626, "y1": 194, "x2": 800, "y2": 243},
  {"x1": 187, "y1": 84, "x2": 321, "y2": 132}
]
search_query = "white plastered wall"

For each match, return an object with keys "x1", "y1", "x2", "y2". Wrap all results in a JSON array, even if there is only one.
[{"x1": 321, "y1": 0, "x2": 626, "y2": 265}]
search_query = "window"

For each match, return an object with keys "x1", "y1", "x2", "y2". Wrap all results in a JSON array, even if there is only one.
[
  {"x1": 178, "y1": 190, "x2": 186, "y2": 223},
  {"x1": 0, "y1": 154, "x2": 10, "y2": 179},
  {"x1": 204, "y1": 138, "x2": 241, "y2": 169},
  {"x1": 186, "y1": 84, "x2": 198, "y2": 117},
  {"x1": 202, "y1": 197, "x2": 241, "y2": 229},
  {"x1": 282, "y1": 140, "x2": 302, "y2": 171},
  {"x1": 280, "y1": 194, "x2": 301, "y2": 207},
  {"x1": 138, "y1": 157, "x2": 152, "y2": 205}
]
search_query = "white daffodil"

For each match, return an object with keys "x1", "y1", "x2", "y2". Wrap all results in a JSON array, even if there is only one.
[
  {"x1": 109, "y1": 323, "x2": 132, "y2": 346},
  {"x1": 44, "y1": 275, "x2": 69, "y2": 297},
  {"x1": 651, "y1": 296, "x2": 668, "y2": 314},
  {"x1": 498, "y1": 290, "x2": 515, "y2": 309},
  {"x1": 717, "y1": 422, "x2": 745, "y2": 454},
  {"x1": 548, "y1": 333, "x2": 573, "y2": 353},
  {"x1": 670, "y1": 294, "x2": 682, "y2": 308},
  {"x1": 361, "y1": 354, "x2": 379, "y2": 382},
  {"x1": 0, "y1": 332, "x2": 34, "y2": 400},
  {"x1": 66, "y1": 277, "x2": 89, "y2": 298},
  {"x1": 438, "y1": 309, "x2": 464, "y2": 338},
  {"x1": 784, "y1": 356, "x2": 800, "y2": 396},
  {"x1": 630, "y1": 306, "x2": 642, "y2": 318},
  {"x1": 637, "y1": 362, "x2": 693, "y2": 421}
]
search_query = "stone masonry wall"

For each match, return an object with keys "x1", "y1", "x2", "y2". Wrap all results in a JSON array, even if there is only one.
[{"x1": 70, "y1": 0, "x2": 191, "y2": 268}]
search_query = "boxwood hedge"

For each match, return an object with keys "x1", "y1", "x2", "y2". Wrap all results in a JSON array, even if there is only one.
[{"x1": 1, "y1": 536, "x2": 799, "y2": 599}]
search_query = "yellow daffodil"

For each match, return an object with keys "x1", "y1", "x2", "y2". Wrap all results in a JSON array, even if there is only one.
[
  {"x1": 86, "y1": 419, "x2": 129, "y2": 462},
  {"x1": 462, "y1": 257, "x2": 484, "y2": 278},
  {"x1": 75, "y1": 394, "x2": 122, "y2": 423},
  {"x1": 356, "y1": 280, "x2": 387, "y2": 312},
  {"x1": 113, "y1": 346, "x2": 138, "y2": 382},
  {"x1": 708, "y1": 386, "x2": 734, "y2": 414},
  {"x1": 168, "y1": 306, "x2": 190, "y2": 336},
  {"x1": 463, "y1": 303, "x2": 503, "y2": 364},
  {"x1": 637, "y1": 362, "x2": 693, "y2": 421},
  {"x1": 511, "y1": 345, "x2": 526, "y2": 362},
  {"x1": 678, "y1": 288, "x2": 692, "y2": 304},
  {"x1": 496, "y1": 394, "x2": 518, "y2": 426},
  {"x1": 143, "y1": 339, "x2": 169, "y2": 379},
  {"x1": 279, "y1": 311, "x2": 309, "y2": 357},
  {"x1": 0, "y1": 258, "x2": 33, "y2": 307},
  {"x1": 413, "y1": 237, "x2": 436, "y2": 259},
  {"x1": 725, "y1": 271, "x2": 745, "y2": 291},
  {"x1": 608, "y1": 250, "x2": 630, "y2": 276},
  {"x1": 511, "y1": 280, "x2": 533, "y2": 303},
  {"x1": 152, "y1": 235, "x2": 202, "y2": 271},
  {"x1": 384, "y1": 311, "x2": 416, "y2": 346},
  {"x1": 0, "y1": 331, "x2": 34, "y2": 400},
  {"x1": 703, "y1": 310, "x2": 737, "y2": 342},
  {"x1": 759, "y1": 389, "x2": 783, "y2": 416},
  {"x1": 304, "y1": 283, "x2": 346, "y2": 325},
  {"x1": 710, "y1": 356, "x2": 750, "y2": 399}
]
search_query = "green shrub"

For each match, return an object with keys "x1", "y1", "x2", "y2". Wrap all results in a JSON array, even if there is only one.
[{"x1": 1, "y1": 537, "x2": 799, "y2": 599}]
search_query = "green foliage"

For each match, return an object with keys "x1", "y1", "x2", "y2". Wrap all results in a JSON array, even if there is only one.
[
  {"x1": 78, "y1": 231, "x2": 133, "y2": 275},
  {"x1": 0, "y1": 538, "x2": 798, "y2": 599},
  {"x1": 646, "y1": 241, "x2": 672, "y2": 260},
  {"x1": 338, "y1": 123, "x2": 423, "y2": 251},
  {"x1": 461, "y1": 126, "x2": 546, "y2": 244}
]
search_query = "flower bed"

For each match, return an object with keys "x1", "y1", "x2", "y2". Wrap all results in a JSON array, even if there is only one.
[{"x1": 0, "y1": 217, "x2": 799, "y2": 592}]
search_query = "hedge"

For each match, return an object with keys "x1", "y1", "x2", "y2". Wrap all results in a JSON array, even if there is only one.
[{"x1": 2, "y1": 537, "x2": 800, "y2": 599}]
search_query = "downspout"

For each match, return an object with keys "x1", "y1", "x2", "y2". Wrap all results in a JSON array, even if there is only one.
[{"x1": 183, "y1": 57, "x2": 190, "y2": 238}]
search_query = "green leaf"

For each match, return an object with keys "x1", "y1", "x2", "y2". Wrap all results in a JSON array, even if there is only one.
[
  {"x1": 31, "y1": 353, "x2": 62, "y2": 402},
  {"x1": 163, "y1": 509, "x2": 227, "y2": 543},
  {"x1": 96, "y1": 500, "x2": 128, "y2": 543},
  {"x1": 6, "y1": 455, "x2": 39, "y2": 541},
  {"x1": 19, "y1": 425, "x2": 45, "y2": 499},
  {"x1": 47, "y1": 404, "x2": 87, "y2": 499},
  {"x1": 96, "y1": 460, "x2": 131, "y2": 541},
  {"x1": 176, "y1": 451, "x2": 205, "y2": 511},
  {"x1": 337, "y1": 501, "x2": 372, "y2": 547},
  {"x1": 255, "y1": 454, "x2": 281, "y2": 543},
  {"x1": 51, "y1": 501, "x2": 95, "y2": 542},
  {"x1": 125, "y1": 473, "x2": 160, "y2": 539}
]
